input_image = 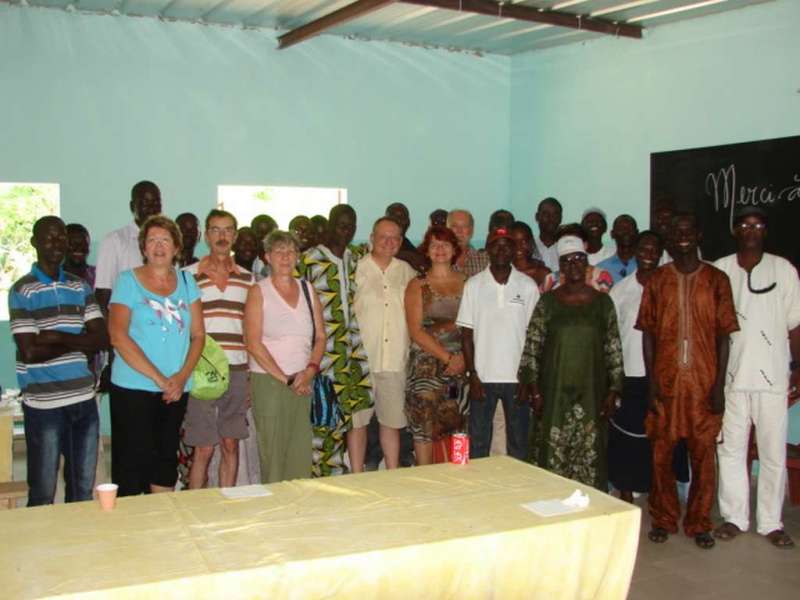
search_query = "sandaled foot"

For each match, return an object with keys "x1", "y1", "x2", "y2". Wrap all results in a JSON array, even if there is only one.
[
  {"x1": 713, "y1": 522, "x2": 743, "y2": 541},
  {"x1": 766, "y1": 530, "x2": 795, "y2": 549},
  {"x1": 695, "y1": 532, "x2": 716, "y2": 549},
  {"x1": 648, "y1": 527, "x2": 669, "y2": 543}
]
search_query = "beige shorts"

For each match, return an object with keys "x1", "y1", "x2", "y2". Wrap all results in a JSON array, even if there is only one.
[{"x1": 350, "y1": 371, "x2": 407, "y2": 429}]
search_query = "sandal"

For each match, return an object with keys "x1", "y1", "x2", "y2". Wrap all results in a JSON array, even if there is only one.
[
  {"x1": 713, "y1": 522, "x2": 743, "y2": 541},
  {"x1": 765, "y1": 530, "x2": 795, "y2": 549},
  {"x1": 648, "y1": 527, "x2": 669, "y2": 543},
  {"x1": 695, "y1": 532, "x2": 716, "y2": 549}
]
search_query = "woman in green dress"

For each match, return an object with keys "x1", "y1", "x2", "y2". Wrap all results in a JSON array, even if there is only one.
[{"x1": 518, "y1": 230, "x2": 623, "y2": 490}]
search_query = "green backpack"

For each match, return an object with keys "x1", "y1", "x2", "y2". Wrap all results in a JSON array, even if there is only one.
[{"x1": 191, "y1": 335, "x2": 230, "y2": 401}]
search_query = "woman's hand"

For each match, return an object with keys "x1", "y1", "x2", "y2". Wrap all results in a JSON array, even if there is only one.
[
  {"x1": 291, "y1": 367, "x2": 315, "y2": 396},
  {"x1": 162, "y1": 373, "x2": 188, "y2": 403},
  {"x1": 600, "y1": 391, "x2": 619, "y2": 420},
  {"x1": 530, "y1": 384, "x2": 544, "y2": 417},
  {"x1": 444, "y1": 352, "x2": 465, "y2": 376}
]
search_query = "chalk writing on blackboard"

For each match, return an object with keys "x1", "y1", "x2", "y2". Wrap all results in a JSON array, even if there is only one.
[{"x1": 705, "y1": 164, "x2": 800, "y2": 230}]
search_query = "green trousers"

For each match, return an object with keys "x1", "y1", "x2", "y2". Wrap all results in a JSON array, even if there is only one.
[{"x1": 250, "y1": 372, "x2": 312, "y2": 483}]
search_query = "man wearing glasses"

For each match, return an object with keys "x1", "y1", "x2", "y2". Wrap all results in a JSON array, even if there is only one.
[
  {"x1": 183, "y1": 209, "x2": 255, "y2": 489},
  {"x1": 713, "y1": 206, "x2": 800, "y2": 549}
]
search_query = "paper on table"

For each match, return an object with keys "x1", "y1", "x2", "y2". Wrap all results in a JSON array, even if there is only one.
[
  {"x1": 220, "y1": 485, "x2": 273, "y2": 499},
  {"x1": 521, "y1": 489, "x2": 590, "y2": 517}
]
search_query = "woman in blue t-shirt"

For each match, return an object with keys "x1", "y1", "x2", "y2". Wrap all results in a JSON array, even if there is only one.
[{"x1": 108, "y1": 215, "x2": 205, "y2": 496}]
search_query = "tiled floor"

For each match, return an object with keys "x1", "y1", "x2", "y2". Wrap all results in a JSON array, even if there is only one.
[{"x1": 9, "y1": 441, "x2": 800, "y2": 598}]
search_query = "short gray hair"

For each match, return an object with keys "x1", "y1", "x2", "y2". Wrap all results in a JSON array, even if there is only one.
[
  {"x1": 447, "y1": 209, "x2": 474, "y2": 228},
  {"x1": 263, "y1": 230, "x2": 301, "y2": 254}
]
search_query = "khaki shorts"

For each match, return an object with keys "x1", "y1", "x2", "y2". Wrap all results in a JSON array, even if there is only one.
[
  {"x1": 351, "y1": 371, "x2": 407, "y2": 429},
  {"x1": 184, "y1": 369, "x2": 249, "y2": 447}
]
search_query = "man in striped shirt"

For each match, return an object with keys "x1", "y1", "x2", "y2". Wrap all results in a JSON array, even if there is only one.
[
  {"x1": 183, "y1": 209, "x2": 254, "y2": 489},
  {"x1": 9, "y1": 216, "x2": 108, "y2": 506}
]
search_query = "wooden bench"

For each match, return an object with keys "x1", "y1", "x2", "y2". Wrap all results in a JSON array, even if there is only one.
[{"x1": 0, "y1": 481, "x2": 28, "y2": 509}]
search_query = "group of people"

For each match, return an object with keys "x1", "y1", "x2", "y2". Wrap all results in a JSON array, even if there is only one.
[{"x1": 9, "y1": 181, "x2": 798, "y2": 552}]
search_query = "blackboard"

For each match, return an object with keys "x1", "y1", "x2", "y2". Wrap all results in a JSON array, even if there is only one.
[{"x1": 650, "y1": 135, "x2": 800, "y2": 266}]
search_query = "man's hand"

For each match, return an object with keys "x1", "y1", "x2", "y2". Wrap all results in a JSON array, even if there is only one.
[
  {"x1": 468, "y1": 372, "x2": 484, "y2": 402},
  {"x1": 647, "y1": 382, "x2": 661, "y2": 413},
  {"x1": 37, "y1": 330, "x2": 67, "y2": 345},
  {"x1": 789, "y1": 368, "x2": 800, "y2": 407},
  {"x1": 515, "y1": 382, "x2": 530, "y2": 407},
  {"x1": 710, "y1": 383, "x2": 725, "y2": 415}
]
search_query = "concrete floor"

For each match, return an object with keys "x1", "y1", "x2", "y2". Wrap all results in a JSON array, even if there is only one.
[{"x1": 10, "y1": 440, "x2": 800, "y2": 598}]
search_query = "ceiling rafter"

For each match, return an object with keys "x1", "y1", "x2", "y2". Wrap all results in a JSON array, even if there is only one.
[
  {"x1": 277, "y1": 0, "x2": 397, "y2": 48},
  {"x1": 277, "y1": 0, "x2": 641, "y2": 49}
]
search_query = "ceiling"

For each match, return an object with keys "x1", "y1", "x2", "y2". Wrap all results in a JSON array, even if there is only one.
[{"x1": 6, "y1": 0, "x2": 775, "y2": 55}]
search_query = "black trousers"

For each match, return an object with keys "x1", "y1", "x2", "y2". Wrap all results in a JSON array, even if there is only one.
[{"x1": 110, "y1": 384, "x2": 188, "y2": 496}]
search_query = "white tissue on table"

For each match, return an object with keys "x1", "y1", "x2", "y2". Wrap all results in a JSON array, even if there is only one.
[{"x1": 562, "y1": 489, "x2": 590, "y2": 509}]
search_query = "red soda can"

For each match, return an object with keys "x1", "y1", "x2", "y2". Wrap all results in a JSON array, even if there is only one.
[{"x1": 450, "y1": 433, "x2": 470, "y2": 465}]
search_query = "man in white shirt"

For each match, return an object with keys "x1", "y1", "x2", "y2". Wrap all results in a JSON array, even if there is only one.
[
  {"x1": 533, "y1": 197, "x2": 562, "y2": 272},
  {"x1": 608, "y1": 230, "x2": 662, "y2": 502},
  {"x1": 353, "y1": 217, "x2": 417, "y2": 469},
  {"x1": 94, "y1": 181, "x2": 162, "y2": 311},
  {"x1": 582, "y1": 208, "x2": 616, "y2": 266},
  {"x1": 458, "y1": 228, "x2": 539, "y2": 459},
  {"x1": 713, "y1": 207, "x2": 800, "y2": 549}
]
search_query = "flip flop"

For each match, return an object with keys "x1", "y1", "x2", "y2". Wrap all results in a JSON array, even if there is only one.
[
  {"x1": 695, "y1": 532, "x2": 716, "y2": 549},
  {"x1": 713, "y1": 522, "x2": 742, "y2": 541},
  {"x1": 766, "y1": 530, "x2": 795, "y2": 549},
  {"x1": 648, "y1": 528, "x2": 669, "y2": 543}
]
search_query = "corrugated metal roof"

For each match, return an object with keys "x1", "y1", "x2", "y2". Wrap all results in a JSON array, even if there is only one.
[{"x1": 7, "y1": 0, "x2": 776, "y2": 54}]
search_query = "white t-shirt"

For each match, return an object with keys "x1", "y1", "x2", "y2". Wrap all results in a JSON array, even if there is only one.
[
  {"x1": 609, "y1": 272, "x2": 645, "y2": 377},
  {"x1": 95, "y1": 222, "x2": 142, "y2": 290},
  {"x1": 588, "y1": 243, "x2": 615, "y2": 266},
  {"x1": 456, "y1": 266, "x2": 539, "y2": 383},
  {"x1": 533, "y1": 235, "x2": 559, "y2": 272},
  {"x1": 713, "y1": 253, "x2": 800, "y2": 395}
]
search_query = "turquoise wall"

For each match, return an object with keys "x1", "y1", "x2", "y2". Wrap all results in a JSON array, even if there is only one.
[
  {"x1": 509, "y1": 0, "x2": 800, "y2": 226},
  {"x1": 509, "y1": 0, "x2": 800, "y2": 440},
  {"x1": 0, "y1": 5, "x2": 511, "y2": 389}
]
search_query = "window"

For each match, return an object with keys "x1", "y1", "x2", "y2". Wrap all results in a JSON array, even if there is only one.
[
  {"x1": 217, "y1": 185, "x2": 346, "y2": 230},
  {"x1": 0, "y1": 183, "x2": 61, "y2": 320}
]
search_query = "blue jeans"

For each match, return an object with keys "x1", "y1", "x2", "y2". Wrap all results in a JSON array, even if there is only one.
[
  {"x1": 469, "y1": 382, "x2": 530, "y2": 461},
  {"x1": 23, "y1": 398, "x2": 99, "y2": 506}
]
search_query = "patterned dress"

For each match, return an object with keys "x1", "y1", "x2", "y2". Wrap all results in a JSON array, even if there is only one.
[
  {"x1": 298, "y1": 244, "x2": 373, "y2": 477},
  {"x1": 518, "y1": 292, "x2": 623, "y2": 490},
  {"x1": 405, "y1": 277, "x2": 468, "y2": 443}
]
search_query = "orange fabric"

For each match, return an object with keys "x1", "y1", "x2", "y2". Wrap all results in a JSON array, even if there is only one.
[
  {"x1": 196, "y1": 255, "x2": 239, "y2": 292},
  {"x1": 650, "y1": 430, "x2": 718, "y2": 535},
  {"x1": 637, "y1": 263, "x2": 738, "y2": 536},
  {"x1": 636, "y1": 263, "x2": 738, "y2": 441}
]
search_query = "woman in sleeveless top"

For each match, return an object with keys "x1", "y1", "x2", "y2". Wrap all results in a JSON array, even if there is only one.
[
  {"x1": 405, "y1": 226, "x2": 467, "y2": 465},
  {"x1": 244, "y1": 231, "x2": 326, "y2": 483}
]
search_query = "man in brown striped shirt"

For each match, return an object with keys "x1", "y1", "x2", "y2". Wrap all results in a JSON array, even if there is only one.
[{"x1": 183, "y1": 209, "x2": 254, "y2": 488}]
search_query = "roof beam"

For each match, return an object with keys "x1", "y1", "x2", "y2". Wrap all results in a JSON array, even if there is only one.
[
  {"x1": 399, "y1": 0, "x2": 643, "y2": 39},
  {"x1": 278, "y1": 0, "x2": 397, "y2": 49}
]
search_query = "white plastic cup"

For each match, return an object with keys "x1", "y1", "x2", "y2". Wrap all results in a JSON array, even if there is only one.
[{"x1": 96, "y1": 483, "x2": 119, "y2": 511}]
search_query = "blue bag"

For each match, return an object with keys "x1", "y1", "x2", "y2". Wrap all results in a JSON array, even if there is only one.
[{"x1": 299, "y1": 280, "x2": 342, "y2": 429}]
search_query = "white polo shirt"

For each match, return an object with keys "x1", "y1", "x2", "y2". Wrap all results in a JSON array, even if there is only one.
[
  {"x1": 714, "y1": 253, "x2": 800, "y2": 394},
  {"x1": 609, "y1": 272, "x2": 645, "y2": 377},
  {"x1": 354, "y1": 255, "x2": 417, "y2": 373},
  {"x1": 456, "y1": 265, "x2": 539, "y2": 383},
  {"x1": 95, "y1": 222, "x2": 142, "y2": 290}
]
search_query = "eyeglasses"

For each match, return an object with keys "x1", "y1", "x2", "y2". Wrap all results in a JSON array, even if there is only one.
[
  {"x1": 208, "y1": 226, "x2": 236, "y2": 236},
  {"x1": 560, "y1": 254, "x2": 587, "y2": 264},
  {"x1": 735, "y1": 222, "x2": 766, "y2": 231}
]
